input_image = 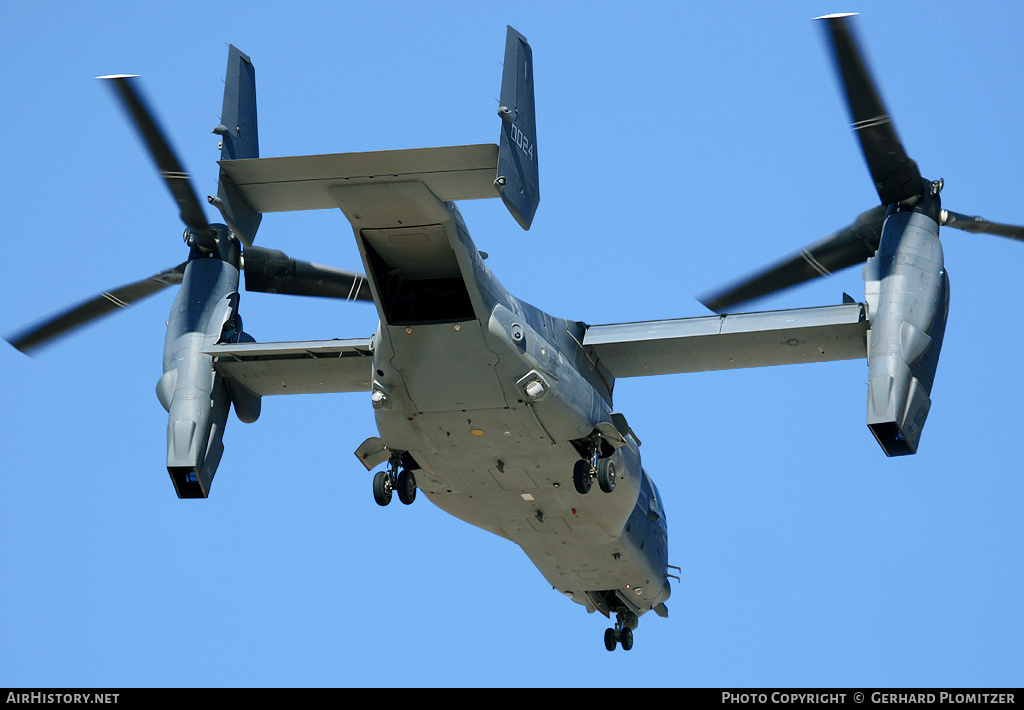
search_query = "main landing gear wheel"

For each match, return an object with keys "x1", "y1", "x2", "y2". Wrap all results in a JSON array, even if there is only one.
[
  {"x1": 573, "y1": 456, "x2": 616, "y2": 495},
  {"x1": 572, "y1": 459, "x2": 592, "y2": 494},
  {"x1": 597, "y1": 458, "x2": 616, "y2": 493},
  {"x1": 373, "y1": 470, "x2": 393, "y2": 506},
  {"x1": 574, "y1": 433, "x2": 617, "y2": 496},
  {"x1": 374, "y1": 452, "x2": 416, "y2": 507},
  {"x1": 397, "y1": 468, "x2": 417, "y2": 505}
]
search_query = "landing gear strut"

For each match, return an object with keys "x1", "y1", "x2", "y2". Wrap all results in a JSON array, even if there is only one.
[
  {"x1": 603, "y1": 611, "x2": 637, "y2": 651},
  {"x1": 373, "y1": 452, "x2": 416, "y2": 506},
  {"x1": 573, "y1": 435, "x2": 616, "y2": 495}
]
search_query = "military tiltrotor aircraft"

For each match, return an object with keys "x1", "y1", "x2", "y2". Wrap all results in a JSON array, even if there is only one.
[{"x1": 7, "y1": 16, "x2": 1024, "y2": 652}]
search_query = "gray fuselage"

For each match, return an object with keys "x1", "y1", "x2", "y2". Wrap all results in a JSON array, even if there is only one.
[{"x1": 352, "y1": 199, "x2": 670, "y2": 617}]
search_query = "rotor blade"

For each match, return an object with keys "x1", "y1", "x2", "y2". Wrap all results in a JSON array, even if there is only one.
[
  {"x1": 699, "y1": 206, "x2": 887, "y2": 313},
  {"x1": 941, "y1": 210, "x2": 1024, "y2": 242},
  {"x1": 99, "y1": 75, "x2": 218, "y2": 250},
  {"x1": 243, "y1": 246, "x2": 373, "y2": 301},
  {"x1": 817, "y1": 14, "x2": 923, "y2": 205},
  {"x1": 6, "y1": 263, "x2": 187, "y2": 355}
]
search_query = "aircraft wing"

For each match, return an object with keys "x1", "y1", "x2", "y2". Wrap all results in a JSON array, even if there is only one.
[
  {"x1": 203, "y1": 305, "x2": 866, "y2": 393},
  {"x1": 584, "y1": 303, "x2": 867, "y2": 378},
  {"x1": 205, "y1": 338, "x2": 373, "y2": 395}
]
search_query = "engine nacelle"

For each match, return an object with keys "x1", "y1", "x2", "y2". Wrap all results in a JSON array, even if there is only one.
[
  {"x1": 158, "y1": 245, "x2": 258, "y2": 498},
  {"x1": 161, "y1": 359, "x2": 232, "y2": 499},
  {"x1": 863, "y1": 209, "x2": 950, "y2": 456}
]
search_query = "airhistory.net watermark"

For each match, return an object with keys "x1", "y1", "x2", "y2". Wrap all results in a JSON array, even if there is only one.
[{"x1": 5, "y1": 693, "x2": 119, "y2": 704}]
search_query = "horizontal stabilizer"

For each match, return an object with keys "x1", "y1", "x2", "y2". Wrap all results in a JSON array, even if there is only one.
[
  {"x1": 585, "y1": 303, "x2": 868, "y2": 378},
  {"x1": 218, "y1": 144, "x2": 499, "y2": 214}
]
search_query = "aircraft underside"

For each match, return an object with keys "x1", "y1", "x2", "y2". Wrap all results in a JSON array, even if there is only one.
[{"x1": 369, "y1": 318, "x2": 672, "y2": 633}]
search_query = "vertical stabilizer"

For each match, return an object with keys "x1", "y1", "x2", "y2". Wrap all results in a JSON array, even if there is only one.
[
  {"x1": 214, "y1": 45, "x2": 262, "y2": 245},
  {"x1": 495, "y1": 27, "x2": 539, "y2": 230}
]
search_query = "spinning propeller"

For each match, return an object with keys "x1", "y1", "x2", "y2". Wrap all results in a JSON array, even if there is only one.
[
  {"x1": 8, "y1": 70, "x2": 371, "y2": 355},
  {"x1": 700, "y1": 13, "x2": 1024, "y2": 313}
]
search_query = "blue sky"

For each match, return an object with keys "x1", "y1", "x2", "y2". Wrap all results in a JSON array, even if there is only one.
[{"x1": 1, "y1": 0, "x2": 1021, "y2": 688}]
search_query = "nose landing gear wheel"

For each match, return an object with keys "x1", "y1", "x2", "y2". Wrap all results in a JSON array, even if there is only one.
[
  {"x1": 620, "y1": 626, "x2": 633, "y2": 651},
  {"x1": 603, "y1": 626, "x2": 634, "y2": 651},
  {"x1": 604, "y1": 628, "x2": 617, "y2": 651},
  {"x1": 603, "y1": 611, "x2": 637, "y2": 650}
]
